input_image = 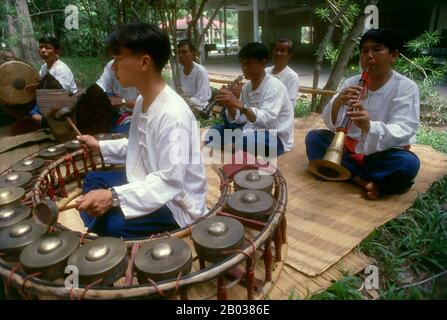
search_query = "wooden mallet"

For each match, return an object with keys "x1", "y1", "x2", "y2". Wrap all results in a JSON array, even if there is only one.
[{"x1": 55, "y1": 107, "x2": 82, "y2": 136}]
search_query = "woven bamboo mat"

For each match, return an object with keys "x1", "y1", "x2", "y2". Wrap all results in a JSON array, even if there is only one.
[
  {"x1": 278, "y1": 113, "x2": 447, "y2": 276},
  {"x1": 0, "y1": 130, "x2": 54, "y2": 155}
]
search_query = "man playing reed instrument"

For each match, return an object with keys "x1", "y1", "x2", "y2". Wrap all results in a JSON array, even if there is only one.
[
  {"x1": 76, "y1": 23, "x2": 207, "y2": 238},
  {"x1": 305, "y1": 29, "x2": 420, "y2": 200},
  {"x1": 206, "y1": 42, "x2": 294, "y2": 157}
]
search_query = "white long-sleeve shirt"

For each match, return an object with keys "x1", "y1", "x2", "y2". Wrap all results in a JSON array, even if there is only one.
[
  {"x1": 322, "y1": 70, "x2": 420, "y2": 155},
  {"x1": 265, "y1": 66, "x2": 299, "y2": 106},
  {"x1": 96, "y1": 60, "x2": 139, "y2": 102},
  {"x1": 227, "y1": 73, "x2": 294, "y2": 152},
  {"x1": 179, "y1": 62, "x2": 212, "y2": 109},
  {"x1": 99, "y1": 85, "x2": 208, "y2": 227},
  {"x1": 39, "y1": 60, "x2": 78, "y2": 93}
]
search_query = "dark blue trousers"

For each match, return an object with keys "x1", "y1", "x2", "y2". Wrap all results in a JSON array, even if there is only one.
[
  {"x1": 205, "y1": 110, "x2": 285, "y2": 157},
  {"x1": 80, "y1": 170, "x2": 179, "y2": 239},
  {"x1": 305, "y1": 129, "x2": 420, "y2": 195}
]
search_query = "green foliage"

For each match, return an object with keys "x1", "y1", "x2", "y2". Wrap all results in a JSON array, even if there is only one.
[
  {"x1": 294, "y1": 98, "x2": 312, "y2": 118},
  {"x1": 309, "y1": 276, "x2": 364, "y2": 300},
  {"x1": 416, "y1": 126, "x2": 447, "y2": 153},
  {"x1": 63, "y1": 57, "x2": 104, "y2": 88}
]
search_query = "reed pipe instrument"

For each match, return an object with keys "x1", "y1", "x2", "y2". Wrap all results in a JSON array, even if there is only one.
[
  {"x1": 198, "y1": 75, "x2": 244, "y2": 120},
  {"x1": 308, "y1": 68, "x2": 369, "y2": 181}
]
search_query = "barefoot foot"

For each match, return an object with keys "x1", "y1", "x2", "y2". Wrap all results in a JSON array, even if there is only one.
[{"x1": 351, "y1": 176, "x2": 380, "y2": 200}]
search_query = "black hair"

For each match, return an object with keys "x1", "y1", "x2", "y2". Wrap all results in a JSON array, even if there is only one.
[
  {"x1": 238, "y1": 42, "x2": 269, "y2": 61},
  {"x1": 107, "y1": 23, "x2": 171, "y2": 72},
  {"x1": 38, "y1": 36, "x2": 60, "y2": 50},
  {"x1": 273, "y1": 38, "x2": 294, "y2": 53},
  {"x1": 177, "y1": 39, "x2": 196, "y2": 52},
  {"x1": 359, "y1": 28, "x2": 403, "y2": 52}
]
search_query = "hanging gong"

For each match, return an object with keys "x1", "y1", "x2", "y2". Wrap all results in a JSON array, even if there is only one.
[
  {"x1": 191, "y1": 216, "x2": 245, "y2": 263},
  {"x1": 38, "y1": 146, "x2": 66, "y2": 160},
  {"x1": 226, "y1": 189, "x2": 274, "y2": 222},
  {"x1": 67, "y1": 237, "x2": 128, "y2": 286},
  {"x1": 0, "y1": 204, "x2": 31, "y2": 229},
  {"x1": 0, "y1": 219, "x2": 47, "y2": 262},
  {"x1": 11, "y1": 157, "x2": 45, "y2": 174},
  {"x1": 0, "y1": 171, "x2": 32, "y2": 189},
  {"x1": 233, "y1": 169, "x2": 274, "y2": 193},
  {"x1": 0, "y1": 61, "x2": 39, "y2": 105},
  {"x1": 0, "y1": 187, "x2": 26, "y2": 206},
  {"x1": 64, "y1": 139, "x2": 82, "y2": 151},
  {"x1": 20, "y1": 231, "x2": 79, "y2": 281},
  {"x1": 134, "y1": 237, "x2": 192, "y2": 283}
]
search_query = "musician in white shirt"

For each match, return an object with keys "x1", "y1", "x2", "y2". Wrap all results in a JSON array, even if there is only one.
[
  {"x1": 177, "y1": 39, "x2": 212, "y2": 110},
  {"x1": 305, "y1": 29, "x2": 420, "y2": 200},
  {"x1": 96, "y1": 59, "x2": 139, "y2": 133},
  {"x1": 77, "y1": 23, "x2": 207, "y2": 238},
  {"x1": 265, "y1": 38, "x2": 300, "y2": 107},
  {"x1": 30, "y1": 36, "x2": 78, "y2": 126},
  {"x1": 206, "y1": 42, "x2": 294, "y2": 157}
]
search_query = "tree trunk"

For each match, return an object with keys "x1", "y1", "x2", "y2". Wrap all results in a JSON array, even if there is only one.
[
  {"x1": 5, "y1": 0, "x2": 22, "y2": 58},
  {"x1": 311, "y1": 1, "x2": 350, "y2": 112},
  {"x1": 15, "y1": 0, "x2": 40, "y2": 65},
  {"x1": 316, "y1": 0, "x2": 378, "y2": 113}
]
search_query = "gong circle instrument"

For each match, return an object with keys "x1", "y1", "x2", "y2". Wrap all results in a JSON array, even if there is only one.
[
  {"x1": 0, "y1": 219, "x2": 47, "y2": 262},
  {"x1": 0, "y1": 204, "x2": 31, "y2": 230},
  {"x1": 0, "y1": 172, "x2": 33, "y2": 189},
  {"x1": 20, "y1": 231, "x2": 79, "y2": 281},
  {"x1": 0, "y1": 137, "x2": 288, "y2": 300},
  {"x1": 64, "y1": 139, "x2": 82, "y2": 151},
  {"x1": 11, "y1": 158, "x2": 45, "y2": 174},
  {"x1": 67, "y1": 237, "x2": 128, "y2": 286},
  {"x1": 233, "y1": 169, "x2": 274, "y2": 193},
  {"x1": 191, "y1": 216, "x2": 245, "y2": 263},
  {"x1": 226, "y1": 189, "x2": 274, "y2": 222},
  {"x1": 134, "y1": 237, "x2": 192, "y2": 283},
  {"x1": 0, "y1": 187, "x2": 26, "y2": 206}
]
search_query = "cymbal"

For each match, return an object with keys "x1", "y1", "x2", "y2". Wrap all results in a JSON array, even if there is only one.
[
  {"x1": 234, "y1": 169, "x2": 274, "y2": 193},
  {"x1": 64, "y1": 139, "x2": 82, "y2": 151},
  {"x1": 11, "y1": 157, "x2": 45, "y2": 173},
  {"x1": 38, "y1": 145, "x2": 66, "y2": 159},
  {"x1": 226, "y1": 189, "x2": 274, "y2": 222},
  {"x1": 0, "y1": 61, "x2": 39, "y2": 105}
]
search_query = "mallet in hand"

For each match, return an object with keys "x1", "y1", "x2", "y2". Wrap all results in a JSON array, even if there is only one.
[{"x1": 54, "y1": 107, "x2": 82, "y2": 136}]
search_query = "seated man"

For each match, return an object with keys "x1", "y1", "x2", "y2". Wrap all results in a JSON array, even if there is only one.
[
  {"x1": 96, "y1": 59, "x2": 139, "y2": 133},
  {"x1": 205, "y1": 42, "x2": 294, "y2": 158},
  {"x1": 265, "y1": 38, "x2": 299, "y2": 108},
  {"x1": 305, "y1": 29, "x2": 420, "y2": 200},
  {"x1": 177, "y1": 39, "x2": 211, "y2": 111},
  {"x1": 76, "y1": 23, "x2": 207, "y2": 238},
  {"x1": 30, "y1": 36, "x2": 78, "y2": 126}
]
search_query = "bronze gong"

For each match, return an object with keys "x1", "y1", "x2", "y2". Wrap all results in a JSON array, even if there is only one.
[
  {"x1": 233, "y1": 169, "x2": 274, "y2": 193},
  {"x1": 226, "y1": 189, "x2": 274, "y2": 222},
  {"x1": 0, "y1": 204, "x2": 31, "y2": 229},
  {"x1": 64, "y1": 139, "x2": 82, "y2": 151},
  {"x1": 11, "y1": 157, "x2": 45, "y2": 174},
  {"x1": 38, "y1": 146, "x2": 66, "y2": 160},
  {"x1": 67, "y1": 237, "x2": 128, "y2": 286},
  {"x1": 191, "y1": 216, "x2": 245, "y2": 263},
  {"x1": 0, "y1": 187, "x2": 26, "y2": 206},
  {"x1": 0, "y1": 219, "x2": 47, "y2": 262},
  {"x1": 20, "y1": 231, "x2": 79, "y2": 281},
  {"x1": 134, "y1": 237, "x2": 192, "y2": 283},
  {"x1": 0, "y1": 171, "x2": 32, "y2": 189}
]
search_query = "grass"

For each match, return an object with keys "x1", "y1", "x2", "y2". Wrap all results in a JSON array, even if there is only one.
[
  {"x1": 416, "y1": 125, "x2": 447, "y2": 153},
  {"x1": 63, "y1": 56, "x2": 105, "y2": 89}
]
